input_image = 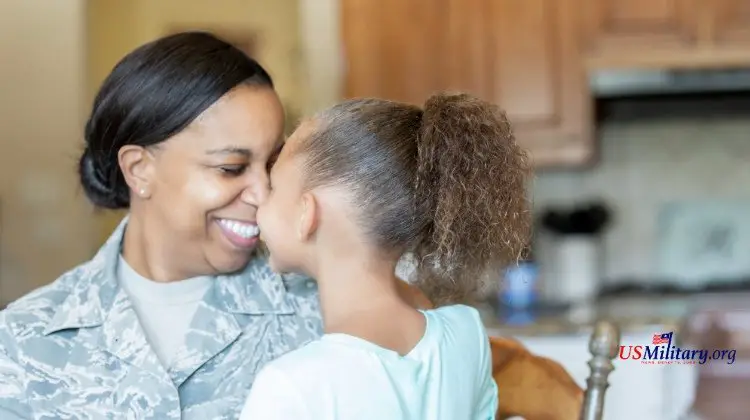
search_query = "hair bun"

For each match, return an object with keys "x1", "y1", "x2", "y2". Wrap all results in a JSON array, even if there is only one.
[{"x1": 78, "y1": 148, "x2": 130, "y2": 209}]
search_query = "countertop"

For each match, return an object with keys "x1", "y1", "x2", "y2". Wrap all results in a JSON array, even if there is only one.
[{"x1": 478, "y1": 291, "x2": 750, "y2": 338}]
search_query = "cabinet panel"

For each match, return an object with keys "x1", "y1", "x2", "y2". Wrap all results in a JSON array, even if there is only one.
[
  {"x1": 440, "y1": 0, "x2": 561, "y2": 126},
  {"x1": 581, "y1": 0, "x2": 750, "y2": 70},
  {"x1": 579, "y1": 0, "x2": 708, "y2": 65},
  {"x1": 442, "y1": 0, "x2": 493, "y2": 97},
  {"x1": 490, "y1": 0, "x2": 558, "y2": 125},
  {"x1": 581, "y1": 0, "x2": 700, "y2": 52},
  {"x1": 712, "y1": 0, "x2": 750, "y2": 46},
  {"x1": 492, "y1": 0, "x2": 592, "y2": 166},
  {"x1": 342, "y1": 0, "x2": 442, "y2": 105}
]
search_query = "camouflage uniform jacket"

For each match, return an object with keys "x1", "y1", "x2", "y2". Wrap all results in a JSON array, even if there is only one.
[{"x1": 0, "y1": 219, "x2": 323, "y2": 419}]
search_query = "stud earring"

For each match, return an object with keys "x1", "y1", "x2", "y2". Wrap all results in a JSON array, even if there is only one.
[{"x1": 139, "y1": 188, "x2": 146, "y2": 197}]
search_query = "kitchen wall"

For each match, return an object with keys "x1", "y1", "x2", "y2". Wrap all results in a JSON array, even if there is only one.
[
  {"x1": 88, "y1": 0, "x2": 308, "y2": 243},
  {"x1": 533, "y1": 108, "x2": 750, "y2": 283},
  {"x1": 0, "y1": 0, "x2": 92, "y2": 303}
]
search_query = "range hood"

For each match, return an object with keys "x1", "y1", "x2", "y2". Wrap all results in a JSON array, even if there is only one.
[{"x1": 589, "y1": 68, "x2": 750, "y2": 98}]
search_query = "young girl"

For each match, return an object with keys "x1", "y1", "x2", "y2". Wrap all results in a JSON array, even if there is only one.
[{"x1": 240, "y1": 93, "x2": 531, "y2": 419}]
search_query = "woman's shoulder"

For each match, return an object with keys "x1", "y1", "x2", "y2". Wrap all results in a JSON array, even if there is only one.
[{"x1": 0, "y1": 259, "x2": 102, "y2": 347}]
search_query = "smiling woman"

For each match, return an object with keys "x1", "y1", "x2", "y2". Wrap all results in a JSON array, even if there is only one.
[
  {"x1": 103, "y1": 83, "x2": 286, "y2": 275},
  {"x1": 0, "y1": 32, "x2": 322, "y2": 420}
]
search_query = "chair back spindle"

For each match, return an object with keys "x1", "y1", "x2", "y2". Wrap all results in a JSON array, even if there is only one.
[{"x1": 580, "y1": 320, "x2": 621, "y2": 420}]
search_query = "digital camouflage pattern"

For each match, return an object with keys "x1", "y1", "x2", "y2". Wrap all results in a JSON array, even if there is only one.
[{"x1": 0, "y1": 219, "x2": 323, "y2": 419}]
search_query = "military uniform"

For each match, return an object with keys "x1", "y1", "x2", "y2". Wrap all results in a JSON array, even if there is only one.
[{"x1": 0, "y1": 220, "x2": 323, "y2": 419}]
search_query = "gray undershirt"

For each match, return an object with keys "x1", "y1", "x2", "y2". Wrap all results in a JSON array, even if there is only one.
[{"x1": 117, "y1": 255, "x2": 212, "y2": 368}]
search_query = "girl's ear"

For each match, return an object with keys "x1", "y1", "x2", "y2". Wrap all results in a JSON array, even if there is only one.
[{"x1": 297, "y1": 192, "x2": 319, "y2": 241}]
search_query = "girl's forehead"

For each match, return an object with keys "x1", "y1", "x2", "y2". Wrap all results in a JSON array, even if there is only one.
[
  {"x1": 287, "y1": 120, "x2": 317, "y2": 146},
  {"x1": 278, "y1": 120, "x2": 316, "y2": 161}
]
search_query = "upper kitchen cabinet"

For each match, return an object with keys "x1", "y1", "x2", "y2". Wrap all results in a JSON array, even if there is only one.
[
  {"x1": 581, "y1": 0, "x2": 750, "y2": 69},
  {"x1": 341, "y1": 0, "x2": 593, "y2": 167},
  {"x1": 711, "y1": 0, "x2": 750, "y2": 47},
  {"x1": 342, "y1": 0, "x2": 443, "y2": 107}
]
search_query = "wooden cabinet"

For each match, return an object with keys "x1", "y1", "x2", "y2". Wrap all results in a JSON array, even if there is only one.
[
  {"x1": 580, "y1": 0, "x2": 700, "y2": 55},
  {"x1": 581, "y1": 0, "x2": 750, "y2": 69},
  {"x1": 340, "y1": 0, "x2": 750, "y2": 168},
  {"x1": 341, "y1": 0, "x2": 593, "y2": 168},
  {"x1": 712, "y1": 0, "x2": 750, "y2": 47},
  {"x1": 342, "y1": 0, "x2": 443, "y2": 108}
]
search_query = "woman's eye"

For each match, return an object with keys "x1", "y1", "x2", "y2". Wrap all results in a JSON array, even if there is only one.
[{"x1": 218, "y1": 165, "x2": 247, "y2": 176}]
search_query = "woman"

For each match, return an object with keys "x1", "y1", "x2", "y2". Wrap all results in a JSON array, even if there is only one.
[{"x1": 0, "y1": 32, "x2": 322, "y2": 419}]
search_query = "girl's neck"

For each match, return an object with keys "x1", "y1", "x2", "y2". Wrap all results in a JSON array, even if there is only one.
[{"x1": 312, "y1": 254, "x2": 416, "y2": 333}]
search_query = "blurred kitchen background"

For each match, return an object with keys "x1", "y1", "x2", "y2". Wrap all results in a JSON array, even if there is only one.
[{"x1": 2, "y1": 0, "x2": 750, "y2": 419}]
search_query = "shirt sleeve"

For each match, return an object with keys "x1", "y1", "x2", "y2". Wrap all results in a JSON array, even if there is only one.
[
  {"x1": 0, "y1": 319, "x2": 31, "y2": 419},
  {"x1": 239, "y1": 364, "x2": 312, "y2": 420},
  {"x1": 469, "y1": 309, "x2": 499, "y2": 419}
]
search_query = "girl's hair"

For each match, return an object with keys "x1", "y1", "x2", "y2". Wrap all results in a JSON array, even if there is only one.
[
  {"x1": 79, "y1": 31, "x2": 274, "y2": 210},
  {"x1": 297, "y1": 93, "x2": 532, "y2": 305}
]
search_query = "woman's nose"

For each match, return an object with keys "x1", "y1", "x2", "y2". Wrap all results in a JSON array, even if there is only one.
[{"x1": 240, "y1": 172, "x2": 270, "y2": 205}]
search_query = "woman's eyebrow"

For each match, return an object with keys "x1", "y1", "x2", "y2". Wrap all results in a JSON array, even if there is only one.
[{"x1": 204, "y1": 146, "x2": 252, "y2": 158}]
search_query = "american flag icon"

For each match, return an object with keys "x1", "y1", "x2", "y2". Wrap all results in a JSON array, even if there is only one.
[{"x1": 652, "y1": 332, "x2": 673, "y2": 345}]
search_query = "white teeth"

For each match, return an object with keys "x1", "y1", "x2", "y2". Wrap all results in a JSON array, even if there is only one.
[{"x1": 219, "y1": 219, "x2": 259, "y2": 239}]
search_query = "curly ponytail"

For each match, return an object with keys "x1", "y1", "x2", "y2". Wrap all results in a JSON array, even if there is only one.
[
  {"x1": 299, "y1": 93, "x2": 531, "y2": 306},
  {"x1": 411, "y1": 93, "x2": 532, "y2": 305}
]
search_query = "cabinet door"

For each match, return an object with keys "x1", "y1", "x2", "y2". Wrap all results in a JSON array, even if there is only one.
[
  {"x1": 711, "y1": 0, "x2": 750, "y2": 47},
  {"x1": 581, "y1": 0, "x2": 703, "y2": 67},
  {"x1": 488, "y1": 0, "x2": 591, "y2": 166},
  {"x1": 341, "y1": 0, "x2": 442, "y2": 105},
  {"x1": 342, "y1": 0, "x2": 593, "y2": 167}
]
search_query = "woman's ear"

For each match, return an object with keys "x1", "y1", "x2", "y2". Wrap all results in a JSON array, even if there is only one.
[
  {"x1": 118, "y1": 145, "x2": 155, "y2": 198},
  {"x1": 297, "y1": 192, "x2": 319, "y2": 241}
]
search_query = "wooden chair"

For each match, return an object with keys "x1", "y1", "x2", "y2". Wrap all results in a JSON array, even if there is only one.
[
  {"x1": 491, "y1": 321, "x2": 620, "y2": 420},
  {"x1": 396, "y1": 281, "x2": 621, "y2": 420}
]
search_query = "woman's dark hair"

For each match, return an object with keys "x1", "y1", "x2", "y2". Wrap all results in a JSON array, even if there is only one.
[
  {"x1": 298, "y1": 93, "x2": 532, "y2": 305},
  {"x1": 79, "y1": 31, "x2": 274, "y2": 209}
]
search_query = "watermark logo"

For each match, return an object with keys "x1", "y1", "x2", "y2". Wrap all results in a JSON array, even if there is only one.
[{"x1": 618, "y1": 331, "x2": 736, "y2": 365}]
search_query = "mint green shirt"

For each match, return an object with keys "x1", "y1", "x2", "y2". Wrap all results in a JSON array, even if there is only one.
[{"x1": 240, "y1": 304, "x2": 498, "y2": 419}]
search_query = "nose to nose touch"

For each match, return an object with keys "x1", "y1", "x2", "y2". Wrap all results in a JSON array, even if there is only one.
[{"x1": 240, "y1": 179, "x2": 270, "y2": 205}]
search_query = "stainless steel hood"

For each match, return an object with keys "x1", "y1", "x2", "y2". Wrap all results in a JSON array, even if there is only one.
[{"x1": 589, "y1": 68, "x2": 750, "y2": 98}]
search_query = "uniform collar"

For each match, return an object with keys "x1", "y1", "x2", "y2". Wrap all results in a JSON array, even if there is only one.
[{"x1": 44, "y1": 216, "x2": 296, "y2": 335}]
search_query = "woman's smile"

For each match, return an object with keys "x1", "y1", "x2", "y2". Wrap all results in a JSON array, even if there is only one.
[{"x1": 216, "y1": 218, "x2": 261, "y2": 249}]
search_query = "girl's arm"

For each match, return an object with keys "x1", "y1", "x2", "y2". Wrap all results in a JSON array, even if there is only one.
[
  {"x1": 239, "y1": 364, "x2": 312, "y2": 420},
  {"x1": 476, "y1": 334, "x2": 500, "y2": 419},
  {"x1": 469, "y1": 308, "x2": 499, "y2": 419}
]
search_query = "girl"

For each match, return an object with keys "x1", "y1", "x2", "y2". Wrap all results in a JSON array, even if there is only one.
[{"x1": 241, "y1": 93, "x2": 531, "y2": 419}]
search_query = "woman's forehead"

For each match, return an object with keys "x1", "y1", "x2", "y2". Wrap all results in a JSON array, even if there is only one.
[{"x1": 185, "y1": 86, "x2": 284, "y2": 148}]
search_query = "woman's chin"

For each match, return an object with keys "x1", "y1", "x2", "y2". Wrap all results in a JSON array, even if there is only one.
[{"x1": 211, "y1": 250, "x2": 258, "y2": 275}]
